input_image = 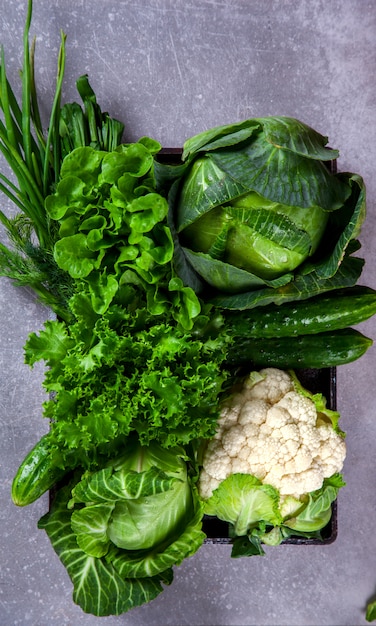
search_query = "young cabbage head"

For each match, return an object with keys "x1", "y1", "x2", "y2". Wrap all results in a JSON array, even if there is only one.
[
  {"x1": 180, "y1": 182, "x2": 329, "y2": 281},
  {"x1": 38, "y1": 435, "x2": 206, "y2": 617},
  {"x1": 68, "y1": 437, "x2": 197, "y2": 556},
  {"x1": 172, "y1": 117, "x2": 365, "y2": 306}
]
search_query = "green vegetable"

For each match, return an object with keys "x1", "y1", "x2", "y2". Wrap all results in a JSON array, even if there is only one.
[
  {"x1": 221, "y1": 286, "x2": 376, "y2": 338},
  {"x1": 69, "y1": 437, "x2": 195, "y2": 552},
  {"x1": 59, "y1": 74, "x2": 125, "y2": 158},
  {"x1": 205, "y1": 473, "x2": 344, "y2": 556},
  {"x1": 367, "y1": 600, "x2": 376, "y2": 622},
  {"x1": 23, "y1": 285, "x2": 227, "y2": 470},
  {"x1": 224, "y1": 474, "x2": 344, "y2": 557},
  {"x1": 205, "y1": 474, "x2": 282, "y2": 537},
  {"x1": 11, "y1": 434, "x2": 68, "y2": 506},
  {"x1": 199, "y1": 368, "x2": 346, "y2": 555},
  {"x1": 3, "y1": 2, "x2": 376, "y2": 621},
  {"x1": 38, "y1": 436, "x2": 205, "y2": 616},
  {"x1": 44, "y1": 142, "x2": 187, "y2": 321},
  {"x1": 0, "y1": 0, "x2": 124, "y2": 319},
  {"x1": 225, "y1": 327, "x2": 373, "y2": 369},
  {"x1": 166, "y1": 117, "x2": 366, "y2": 309}
]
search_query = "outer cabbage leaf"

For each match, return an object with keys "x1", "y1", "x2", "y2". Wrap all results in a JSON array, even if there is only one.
[
  {"x1": 182, "y1": 119, "x2": 261, "y2": 161},
  {"x1": 209, "y1": 133, "x2": 348, "y2": 211},
  {"x1": 71, "y1": 502, "x2": 114, "y2": 557},
  {"x1": 310, "y1": 172, "x2": 366, "y2": 279},
  {"x1": 69, "y1": 466, "x2": 183, "y2": 555},
  {"x1": 256, "y1": 116, "x2": 339, "y2": 161},
  {"x1": 68, "y1": 437, "x2": 198, "y2": 551},
  {"x1": 210, "y1": 251, "x2": 364, "y2": 309},
  {"x1": 182, "y1": 247, "x2": 293, "y2": 293},
  {"x1": 38, "y1": 482, "x2": 168, "y2": 617},
  {"x1": 181, "y1": 117, "x2": 339, "y2": 163},
  {"x1": 70, "y1": 465, "x2": 176, "y2": 505},
  {"x1": 176, "y1": 157, "x2": 249, "y2": 231}
]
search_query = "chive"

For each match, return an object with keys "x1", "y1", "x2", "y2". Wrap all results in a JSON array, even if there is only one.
[
  {"x1": 29, "y1": 36, "x2": 44, "y2": 142},
  {"x1": 42, "y1": 31, "x2": 66, "y2": 193},
  {"x1": 0, "y1": 173, "x2": 28, "y2": 213},
  {"x1": 21, "y1": 0, "x2": 33, "y2": 171},
  {"x1": 0, "y1": 49, "x2": 22, "y2": 155}
]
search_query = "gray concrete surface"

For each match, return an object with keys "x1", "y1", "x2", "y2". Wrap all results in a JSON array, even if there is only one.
[{"x1": 1, "y1": 1, "x2": 375, "y2": 624}]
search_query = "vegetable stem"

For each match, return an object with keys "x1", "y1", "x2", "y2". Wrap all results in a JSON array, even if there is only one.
[
  {"x1": 22, "y1": 0, "x2": 33, "y2": 172},
  {"x1": 43, "y1": 31, "x2": 67, "y2": 194}
]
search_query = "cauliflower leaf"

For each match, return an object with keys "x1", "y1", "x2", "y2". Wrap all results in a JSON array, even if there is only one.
[{"x1": 204, "y1": 473, "x2": 282, "y2": 537}]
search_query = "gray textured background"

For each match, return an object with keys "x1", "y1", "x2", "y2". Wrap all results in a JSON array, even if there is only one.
[{"x1": 1, "y1": 1, "x2": 376, "y2": 625}]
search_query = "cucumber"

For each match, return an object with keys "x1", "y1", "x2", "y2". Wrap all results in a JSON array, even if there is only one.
[
  {"x1": 222, "y1": 286, "x2": 376, "y2": 338},
  {"x1": 225, "y1": 327, "x2": 373, "y2": 369},
  {"x1": 11, "y1": 434, "x2": 67, "y2": 506}
]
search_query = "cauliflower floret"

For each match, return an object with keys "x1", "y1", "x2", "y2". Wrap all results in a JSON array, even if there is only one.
[
  {"x1": 198, "y1": 368, "x2": 346, "y2": 500},
  {"x1": 279, "y1": 430, "x2": 301, "y2": 461},
  {"x1": 199, "y1": 469, "x2": 221, "y2": 499},
  {"x1": 215, "y1": 404, "x2": 240, "y2": 436},
  {"x1": 240, "y1": 437, "x2": 268, "y2": 470},
  {"x1": 201, "y1": 439, "x2": 232, "y2": 482},
  {"x1": 276, "y1": 391, "x2": 317, "y2": 424},
  {"x1": 315, "y1": 427, "x2": 347, "y2": 477},
  {"x1": 279, "y1": 423, "x2": 301, "y2": 444},
  {"x1": 231, "y1": 457, "x2": 253, "y2": 475},
  {"x1": 241, "y1": 422, "x2": 261, "y2": 444},
  {"x1": 284, "y1": 448, "x2": 313, "y2": 474},
  {"x1": 259, "y1": 421, "x2": 273, "y2": 436},
  {"x1": 264, "y1": 463, "x2": 289, "y2": 486},
  {"x1": 265, "y1": 405, "x2": 293, "y2": 430},
  {"x1": 238, "y1": 399, "x2": 269, "y2": 426},
  {"x1": 297, "y1": 422, "x2": 322, "y2": 452},
  {"x1": 278, "y1": 465, "x2": 324, "y2": 496},
  {"x1": 244, "y1": 368, "x2": 294, "y2": 404},
  {"x1": 222, "y1": 425, "x2": 247, "y2": 458},
  {"x1": 255, "y1": 438, "x2": 280, "y2": 469}
]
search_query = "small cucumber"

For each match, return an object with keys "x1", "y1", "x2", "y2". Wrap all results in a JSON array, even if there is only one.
[
  {"x1": 11, "y1": 434, "x2": 67, "y2": 506},
  {"x1": 225, "y1": 327, "x2": 373, "y2": 369},
  {"x1": 223, "y1": 286, "x2": 376, "y2": 338}
]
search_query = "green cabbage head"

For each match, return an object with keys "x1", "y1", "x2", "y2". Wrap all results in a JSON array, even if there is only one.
[
  {"x1": 38, "y1": 436, "x2": 205, "y2": 616},
  {"x1": 68, "y1": 438, "x2": 195, "y2": 554},
  {"x1": 171, "y1": 117, "x2": 366, "y2": 309}
]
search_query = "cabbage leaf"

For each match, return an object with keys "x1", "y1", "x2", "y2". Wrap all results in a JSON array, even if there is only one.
[
  {"x1": 38, "y1": 481, "x2": 173, "y2": 616},
  {"x1": 38, "y1": 440, "x2": 206, "y2": 617}
]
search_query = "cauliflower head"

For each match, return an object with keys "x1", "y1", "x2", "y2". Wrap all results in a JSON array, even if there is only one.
[{"x1": 199, "y1": 368, "x2": 346, "y2": 500}]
